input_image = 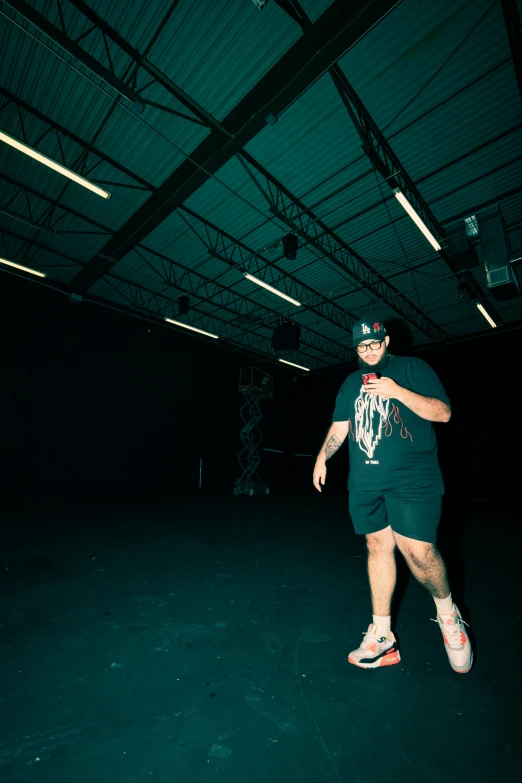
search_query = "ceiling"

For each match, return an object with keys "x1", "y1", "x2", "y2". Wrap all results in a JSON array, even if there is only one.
[{"x1": 1, "y1": 0, "x2": 521, "y2": 371}]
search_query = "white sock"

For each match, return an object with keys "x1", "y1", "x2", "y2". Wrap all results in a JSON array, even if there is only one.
[
  {"x1": 434, "y1": 593, "x2": 454, "y2": 615},
  {"x1": 372, "y1": 615, "x2": 391, "y2": 636}
]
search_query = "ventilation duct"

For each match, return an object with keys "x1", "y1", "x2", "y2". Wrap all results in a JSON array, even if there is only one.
[
  {"x1": 444, "y1": 222, "x2": 478, "y2": 272},
  {"x1": 480, "y1": 207, "x2": 519, "y2": 301}
]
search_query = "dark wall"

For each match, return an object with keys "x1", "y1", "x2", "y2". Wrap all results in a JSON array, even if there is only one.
[{"x1": 0, "y1": 275, "x2": 282, "y2": 501}]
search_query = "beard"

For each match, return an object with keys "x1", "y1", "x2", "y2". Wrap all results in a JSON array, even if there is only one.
[{"x1": 357, "y1": 346, "x2": 391, "y2": 374}]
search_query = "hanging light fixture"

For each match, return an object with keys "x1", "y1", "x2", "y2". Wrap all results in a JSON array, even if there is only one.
[
  {"x1": 393, "y1": 189, "x2": 441, "y2": 251},
  {"x1": 0, "y1": 256, "x2": 47, "y2": 278},
  {"x1": 0, "y1": 129, "x2": 111, "y2": 199},
  {"x1": 244, "y1": 272, "x2": 301, "y2": 307},
  {"x1": 476, "y1": 303, "x2": 496, "y2": 328},
  {"x1": 279, "y1": 359, "x2": 310, "y2": 371},
  {"x1": 165, "y1": 318, "x2": 219, "y2": 339}
]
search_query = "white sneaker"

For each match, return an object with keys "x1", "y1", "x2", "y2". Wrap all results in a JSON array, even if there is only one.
[
  {"x1": 348, "y1": 623, "x2": 401, "y2": 669},
  {"x1": 432, "y1": 604, "x2": 473, "y2": 674}
]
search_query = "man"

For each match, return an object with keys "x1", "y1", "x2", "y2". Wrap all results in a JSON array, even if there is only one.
[{"x1": 312, "y1": 315, "x2": 473, "y2": 673}]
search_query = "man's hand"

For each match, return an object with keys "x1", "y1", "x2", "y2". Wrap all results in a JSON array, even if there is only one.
[
  {"x1": 313, "y1": 421, "x2": 348, "y2": 491},
  {"x1": 313, "y1": 459, "x2": 327, "y2": 492},
  {"x1": 364, "y1": 376, "x2": 402, "y2": 399}
]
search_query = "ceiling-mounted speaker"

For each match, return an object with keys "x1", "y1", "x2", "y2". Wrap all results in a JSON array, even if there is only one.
[
  {"x1": 178, "y1": 296, "x2": 190, "y2": 315},
  {"x1": 282, "y1": 234, "x2": 298, "y2": 260},
  {"x1": 272, "y1": 319, "x2": 301, "y2": 351}
]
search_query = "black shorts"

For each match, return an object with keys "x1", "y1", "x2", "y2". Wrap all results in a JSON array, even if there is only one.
[{"x1": 348, "y1": 484, "x2": 443, "y2": 544}]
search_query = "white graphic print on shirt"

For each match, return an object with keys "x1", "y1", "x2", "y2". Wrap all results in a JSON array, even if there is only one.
[
  {"x1": 354, "y1": 388, "x2": 390, "y2": 459},
  {"x1": 353, "y1": 387, "x2": 413, "y2": 460}
]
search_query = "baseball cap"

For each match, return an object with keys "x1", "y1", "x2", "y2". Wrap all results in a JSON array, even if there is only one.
[{"x1": 352, "y1": 316, "x2": 387, "y2": 347}]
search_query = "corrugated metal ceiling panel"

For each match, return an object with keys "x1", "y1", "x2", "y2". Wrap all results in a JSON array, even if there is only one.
[
  {"x1": 338, "y1": 0, "x2": 510, "y2": 131},
  {"x1": 430, "y1": 157, "x2": 522, "y2": 228},
  {"x1": 421, "y1": 129, "x2": 522, "y2": 212},
  {"x1": 109, "y1": 0, "x2": 304, "y2": 121},
  {"x1": 243, "y1": 73, "x2": 365, "y2": 199},
  {"x1": 0, "y1": 211, "x2": 87, "y2": 284},
  {"x1": 390, "y1": 68, "x2": 521, "y2": 185},
  {"x1": 0, "y1": 9, "x2": 210, "y2": 184},
  {"x1": 492, "y1": 299, "x2": 522, "y2": 323}
]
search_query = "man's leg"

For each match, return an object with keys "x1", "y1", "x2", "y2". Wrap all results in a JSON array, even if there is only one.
[
  {"x1": 349, "y1": 490, "x2": 397, "y2": 616},
  {"x1": 386, "y1": 490, "x2": 473, "y2": 673},
  {"x1": 392, "y1": 532, "x2": 450, "y2": 599},
  {"x1": 366, "y1": 525, "x2": 398, "y2": 615},
  {"x1": 347, "y1": 525, "x2": 401, "y2": 668},
  {"x1": 347, "y1": 493, "x2": 401, "y2": 667}
]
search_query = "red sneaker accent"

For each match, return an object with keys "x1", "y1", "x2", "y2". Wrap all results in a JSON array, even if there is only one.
[{"x1": 381, "y1": 651, "x2": 400, "y2": 666}]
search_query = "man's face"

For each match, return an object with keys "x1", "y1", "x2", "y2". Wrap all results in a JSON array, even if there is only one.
[{"x1": 357, "y1": 335, "x2": 390, "y2": 372}]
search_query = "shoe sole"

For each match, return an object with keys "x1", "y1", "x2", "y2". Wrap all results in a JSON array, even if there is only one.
[
  {"x1": 450, "y1": 650, "x2": 473, "y2": 674},
  {"x1": 348, "y1": 648, "x2": 401, "y2": 669}
]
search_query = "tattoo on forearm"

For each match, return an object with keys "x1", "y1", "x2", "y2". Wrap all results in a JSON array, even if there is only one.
[{"x1": 324, "y1": 434, "x2": 342, "y2": 460}]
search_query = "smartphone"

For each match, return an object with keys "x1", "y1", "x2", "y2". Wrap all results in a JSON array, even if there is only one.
[{"x1": 361, "y1": 371, "x2": 381, "y2": 385}]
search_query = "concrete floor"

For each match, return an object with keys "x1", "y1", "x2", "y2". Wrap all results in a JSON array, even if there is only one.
[{"x1": 0, "y1": 491, "x2": 519, "y2": 782}]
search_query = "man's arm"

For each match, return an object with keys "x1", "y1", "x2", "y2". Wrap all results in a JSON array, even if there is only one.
[
  {"x1": 395, "y1": 387, "x2": 451, "y2": 422},
  {"x1": 318, "y1": 420, "x2": 350, "y2": 460},
  {"x1": 365, "y1": 378, "x2": 451, "y2": 422},
  {"x1": 313, "y1": 421, "x2": 349, "y2": 492}
]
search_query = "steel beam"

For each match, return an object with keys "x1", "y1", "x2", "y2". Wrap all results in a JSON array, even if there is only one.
[
  {"x1": 177, "y1": 206, "x2": 359, "y2": 333},
  {"x1": 3, "y1": 0, "x2": 145, "y2": 110},
  {"x1": 0, "y1": 193, "x2": 352, "y2": 364},
  {"x1": 61, "y1": 0, "x2": 401, "y2": 291},
  {"x1": 92, "y1": 277, "x2": 330, "y2": 371},
  {"x1": 0, "y1": 88, "x2": 154, "y2": 191},
  {"x1": 329, "y1": 124, "x2": 522, "y2": 242},
  {"x1": 99, "y1": 274, "x2": 337, "y2": 368},
  {"x1": 66, "y1": 0, "x2": 220, "y2": 130},
  {"x1": 0, "y1": 173, "x2": 113, "y2": 235},
  {"x1": 0, "y1": 147, "x2": 358, "y2": 355},
  {"x1": 0, "y1": 170, "x2": 355, "y2": 354},
  {"x1": 131, "y1": 246, "x2": 353, "y2": 362},
  {"x1": 0, "y1": 94, "x2": 359, "y2": 339},
  {"x1": 0, "y1": 225, "x2": 329, "y2": 369},
  {"x1": 273, "y1": 0, "x2": 499, "y2": 322},
  {"x1": 324, "y1": 62, "x2": 499, "y2": 319},
  {"x1": 238, "y1": 153, "x2": 448, "y2": 342},
  {"x1": 272, "y1": 0, "x2": 310, "y2": 30}
]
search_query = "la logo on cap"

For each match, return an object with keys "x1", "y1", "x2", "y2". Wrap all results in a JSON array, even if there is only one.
[{"x1": 361, "y1": 324, "x2": 371, "y2": 334}]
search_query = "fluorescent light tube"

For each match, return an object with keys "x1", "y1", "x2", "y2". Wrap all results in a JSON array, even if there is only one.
[
  {"x1": 165, "y1": 317, "x2": 219, "y2": 339},
  {"x1": 476, "y1": 303, "x2": 496, "y2": 328},
  {"x1": 0, "y1": 256, "x2": 47, "y2": 277},
  {"x1": 279, "y1": 358, "x2": 310, "y2": 371},
  {"x1": 244, "y1": 272, "x2": 301, "y2": 307},
  {"x1": 0, "y1": 130, "x2": 111, "y2": 199},
  {"x1": 393, "y1": 189, "x2": 441, "y2": 251}
]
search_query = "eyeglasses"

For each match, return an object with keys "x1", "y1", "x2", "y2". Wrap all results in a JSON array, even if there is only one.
[{"x1": 356, "y1": 339, "x2": 384, "y2": 354}]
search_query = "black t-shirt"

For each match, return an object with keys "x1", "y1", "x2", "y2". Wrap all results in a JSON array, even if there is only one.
[{"x1": 331, "y1": 355, "x2": 450, "y2": 491}]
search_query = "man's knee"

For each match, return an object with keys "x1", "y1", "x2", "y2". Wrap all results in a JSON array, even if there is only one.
[
  {"x1": 398, "y1": 538, "x2": 439, "y2": 570},
  {"x1": 366, "y1": 525, "x2": 396, "y2": 554}
]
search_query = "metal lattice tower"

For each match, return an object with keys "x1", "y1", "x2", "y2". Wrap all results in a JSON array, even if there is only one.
[{"x1": 234, "y1": 368, "x2": 273, "y2": 496}]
